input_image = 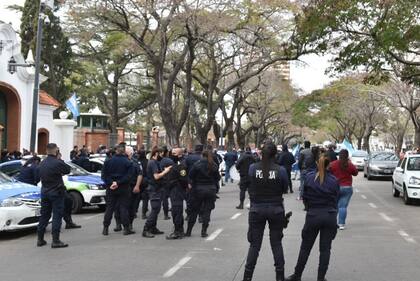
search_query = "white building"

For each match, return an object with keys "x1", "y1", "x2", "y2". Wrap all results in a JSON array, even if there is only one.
[{"x1": 0, "y1": 22, "x2": 75, "y2": 160}]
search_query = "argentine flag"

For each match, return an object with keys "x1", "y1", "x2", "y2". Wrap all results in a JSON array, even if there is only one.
[{"x1": 65, "y1": 93, "x2": 80, "y2": 120}]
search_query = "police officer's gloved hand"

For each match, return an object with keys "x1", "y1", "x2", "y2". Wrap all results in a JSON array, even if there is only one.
[{"x1": 283, "y1": 211, "x2": 293, "y2": 229}]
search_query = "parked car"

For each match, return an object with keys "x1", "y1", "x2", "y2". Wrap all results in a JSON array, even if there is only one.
[
  {"x1": 392, "y1": 154, "x2": 420, "y2": 205},
  {"x1": 364, "y1": 152, "x2": 399, "y2": 180},
  {"x1": 351, "y1": 150, "x2": 368, "y2": 170},
  {"x1": 0, "y1": 160, "x2": 105, "y2": 213},
  {"x1": 0, "y1": 171, "x2": 41, "y2": 232}
]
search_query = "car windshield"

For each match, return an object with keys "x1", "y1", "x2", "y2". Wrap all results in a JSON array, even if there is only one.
[
  {"x1": 352, "y1": 151, "x2": 368, "y2": 157},
  {"x1": 0, "y1": 171, "x2": 13, "y2": 184},
  {"x1": 67, "y1": 162, "x2": 90, "y2": 176},
  {"x1": 407, "y1": 158, "x2": 420, "y2": 171},
  {"x1": 372, "y1": 153, "x2": 398, "y2": 161}
]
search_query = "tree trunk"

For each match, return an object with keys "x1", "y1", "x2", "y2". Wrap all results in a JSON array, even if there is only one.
[
  {"x1": 357, "y1": 137, "x2": 363, "y2": 150},
  {"x1": 362, "y1": 131, "x2": 372, "y2": 153},
  {"x1": 415, "y1": 126, "x2": 420, "y2": 148}
]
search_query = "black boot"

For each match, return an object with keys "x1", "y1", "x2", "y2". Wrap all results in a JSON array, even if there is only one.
[
  {"x1": 166, "y1": 231, "x2": 182, "y2": 240},
  {"x1": 185, "y1": 223, "x2": 194, "y2": 237},
  {"x1": 242, "y1": 269, "x2": 253, "y2": 281},
  {"x1": 123, "y1": 226, "x2": 135, "y2": 235},
  {"x1": 102, "y1": 226, "x2": 109, "y2": 236},
  {"x1": 65, "y1": 222, "x2": 82, "y2": 229},
  {"x1": 201, "y1": 224, "x2": 209, "y2": 238},
  {"x1": 37, "y1": 232, "x2": 47, "y2": 247},
  {"x1": 276, "y1": 270, "x2": 285, "y2": 281},
  {"x1": 285, "y1": 274, "x2": 301, "y2": 281},
  {"x1": 142, "y1": 228, "x2": 155, "y2": 238},
  {"x1": 51, "y1": 233, "x2": 68, "y2": 248},
  {"x1": 113, "y1": 223, "x2": 122, "y2": 232},
  {"x1": 151, "y1": 227, "x2": 164, "y2": 235},
  {"x1": 236, "y1": 202, "x2": 244, "y2": 209},
  {"x1": 164, "y1": 214, "x2": 171, "y2": 220}
]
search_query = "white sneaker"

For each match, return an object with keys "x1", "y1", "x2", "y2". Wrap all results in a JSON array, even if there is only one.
[{"x1": 338, "y1": 225, "x2": 346, "y2": 230}]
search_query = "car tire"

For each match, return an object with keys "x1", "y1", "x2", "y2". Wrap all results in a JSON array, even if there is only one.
[
  {"x1": 69, "y1": 191, "x2": 84, "y2": 214},
  {"x1": 364, "y1": 172, "x2": 367, "y2": 178},
  {"x1": 392, "y1": 182, "x2": 400, "y2": 197},
  {"x1": 403, "y1": 187, "x2": 413, "y2": 205},
  {"x1": 367, "y1": 171, "x2": 373, "y2": 181}
]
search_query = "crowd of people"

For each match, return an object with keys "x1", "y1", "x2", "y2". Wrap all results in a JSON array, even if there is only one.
[{"x1": 3, "y1": 139, "x2": 366, "y2": 281}]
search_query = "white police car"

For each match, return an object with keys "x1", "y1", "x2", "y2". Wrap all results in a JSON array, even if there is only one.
[
  {"x1": 392, "y1": 154, "x2": 420, "y2": 205},
  {"x1": 0, "y1": 171, "x2": 41, "y2": 231}
]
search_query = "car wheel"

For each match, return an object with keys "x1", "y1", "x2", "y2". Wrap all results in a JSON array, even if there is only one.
[
  {"x1": 69, "y1": 191, "x2": 84, "y2": 214},
  {"x1": 364, "y1": 172, "x2": 367, "y2": 178},
  {"x1": 403, "y1": 187, "x2": 413, "y2": 205},
  {"x1": 392, "y1": 182, "x2": 400, "y2": 197},
  {"x1": 367, "y1": 170, "x2": 373, "y2": 180}
]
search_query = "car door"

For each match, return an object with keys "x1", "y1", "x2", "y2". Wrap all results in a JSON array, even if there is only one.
[{"x1": 394, "y1": 158, "x2": 406, "y2": 191}]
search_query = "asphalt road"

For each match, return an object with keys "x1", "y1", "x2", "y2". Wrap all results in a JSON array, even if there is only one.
[{"x1": 1, "y1": 174, "x2": 420, "y2": 281}]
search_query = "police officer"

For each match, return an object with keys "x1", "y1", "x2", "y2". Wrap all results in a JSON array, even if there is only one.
[
  {"x1": 235, "y1": 146, "x2": 255, "y2": 209},
  {"x1": 183, "y1": 144, "x2": 204, "y2": 220},
  {"x1": 286, "y1": 153, "x2": 339, "y2": 281},
  {"x1": 277, "y1": 144, "x2": 296, "y2": 194},
  {"x1": 166, "y1": 148, "x2": 188, "y2": 240},
  {"x1": 142, "y1": 147, "x2": 172, "y2": 238},
  {"x1": 160, "y1": 147, "x2": 173, "y2": 220},
  {"x1": 137, "y1": 149, "x2": 149, "y2": 219},
  {"x1": 37, "y1": 143, "x2": 71, "y2": 248},
  {"x1": 18, "y1": 156, "x2": 41, "y2": 186},
  {"x1": 241, "y1": 142, "x2": 289, "y2": 281},
  {"x1": 102, "y1": 143, "x2": 135, "y2": 236},
  {"x1": 113, "y1": 146, "x2": 143, "y2": 231},
  {"x1": 185, "y1": 150, "x2": 221, "y2": 238},
  {"x1": 297, "y1": 141, "x2": 314, "y2": 200}
]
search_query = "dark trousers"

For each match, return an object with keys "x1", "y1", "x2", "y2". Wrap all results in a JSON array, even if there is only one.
[
  {"x1": 162, "y1": 186, "x2": 170, "y2": 216},
  {"x1": 286, "y1": 169, "x2": 293, "y2": 192},
  {"x1": 239, "y1": 176, "x2": 250, "y2": 203},
  {"x1": 294, "y1": 209, "x2": 338, "y2": 280},
  {"x1": 188, "y1": 187, "x2": 216, "y2": 227},
  {"x1": 144, "y1": 186, "x2": 162, "y2": 230},
  {"x1": 141, "y1": 188, "x2": 149, "y2": 215},
  {"x1": 245, "y1": 203, "x2": 285, "y2": 273},
  {"x1": 63, "y1": 193, "x2": 73, "y2": 224},
  {"x1": 37, "y1": 192, "x2": 65, "y2": 236},
  {"x1": 103, "y1": 187, "x2": 131, "y2": 227},
  {"x1": 115, "y1": 190, "x2": 141, "y2": 225},
  {"x1": 170, "y1": 186, "x2": 185, "y2": 232}
]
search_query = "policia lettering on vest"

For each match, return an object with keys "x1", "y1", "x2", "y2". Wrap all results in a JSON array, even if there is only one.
[{"x1": 242, "y1": 142, "x2": 289, "y2": 281}]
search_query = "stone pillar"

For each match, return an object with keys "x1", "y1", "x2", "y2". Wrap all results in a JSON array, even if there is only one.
[
  {"x1": 136, "y1": 131, "x2": 144, "y2": 150},
  {"x1": 151, "y1": 127, "x2": 159, "y2": 148},
  {"x1": 52, "y1": 119, "x2": 77, "y2": 161},
  {"x1": 117, "y1": 127, "x2": 125, "y2": 144}
]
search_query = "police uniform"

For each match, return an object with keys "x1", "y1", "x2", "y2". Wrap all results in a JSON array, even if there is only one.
[
  {"x1": 286, "y1": 170, "x2": 339, "y2": 281},
  {"x1": 242, "y1": 161, "x2": 289, "y2": 281},
  {"x1": 138, "y1": 156, "x2": 149, "y2": 219},
  {"x1": 142, "y1": 159, "x2": 165, "y2": 237},
  {"x1": 185, "y1": 159, "x2": 221, "y2": 237},
  {"x1": 37, "y1": 154, "x2": 71, "y2": 248},
  {"x1": 183, "y1": 150, "x2": 202, "y2": 218},
  {"x1": 235, "y1": 151, "x2": 255, "y2": 209},
  {"x1": 160, "y1": 157, "x2": 174, "y2": 220},
  {"x1": 102, "y1": 154, "x2": 134, "y2": 235},
  {"x1": 166, "y1": 159, "x2": 188, "y2": 239}
]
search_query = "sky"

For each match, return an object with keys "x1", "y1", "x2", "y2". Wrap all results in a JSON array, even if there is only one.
[{"x1": 0, "y1": 0, "x2": 334, "y2": 94}]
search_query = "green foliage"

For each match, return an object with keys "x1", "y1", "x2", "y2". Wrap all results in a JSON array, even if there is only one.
[
  {"x1": 295, "y1": 0, "x2": 420, "y2": 85},
  {"x1": 18, "y1": 0, "x2": 74, "y2": 104}
]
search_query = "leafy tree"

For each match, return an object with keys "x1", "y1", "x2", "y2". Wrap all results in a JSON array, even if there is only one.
[
  {"x1": 14, "y1": 0, "x2": 74, "y2": 104},
  {"x1": 295, "y1": 0, "x2": 420, "y2": 86}
]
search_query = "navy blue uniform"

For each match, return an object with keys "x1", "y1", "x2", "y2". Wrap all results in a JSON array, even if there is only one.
[
  {"x1": 138, "y1": 157, "x2": 149, "y2": 217},
  {"x1": 186, "y1": 159, "x2": 221, "y2": 236},
  {"x1": 277, "y1": 146, "x2": 296, "y2": 193},
  {"x1": 244, "y1": 161, "x2": 288, "y2": 279},
  {"x1": 102, "y1": 154, "x2": 134, "y2": 228},
  {"x1": 291, "y1": 170, "x2": 339, "y2": 281},
  {"x1": 18, "y1": 163, "x2": 40, "y2": 186},
  {"x1": 235, "y1": 151, "x2": 255, "y2": 205},
  {"x1": 183, "y1": 152, "x2": 202, "y2": 217},
  {"x1": 143, "y1": 159, "x2": 163, "y2": 231},
  {"x1": 167, "y1": 158, "x2": 188, "y2": 235},
  {"x1": 160, "y1": 157, "x2": 175, "y2": 218},
  {"x1": 224, "y1": 151, "x2": 238, "y2": 182},
  {"x1": 37, "y1": 155, "x2": 71, "y2": 238}
]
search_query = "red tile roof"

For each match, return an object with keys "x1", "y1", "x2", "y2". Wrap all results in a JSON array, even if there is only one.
[{"x1": 39, "y1": 90, "x2": 61, "y2": 108}]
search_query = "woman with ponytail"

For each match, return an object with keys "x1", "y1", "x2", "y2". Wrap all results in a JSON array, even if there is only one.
[
  {"x1": 286, "y1": 153, "x2": 340, "y2": 281},
  {"x1": 329, "y1": 149, "x2": 358, "y2": 230},
  {"x1": 241, "y1": 142, "x2": 289, "y2": 281}
]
